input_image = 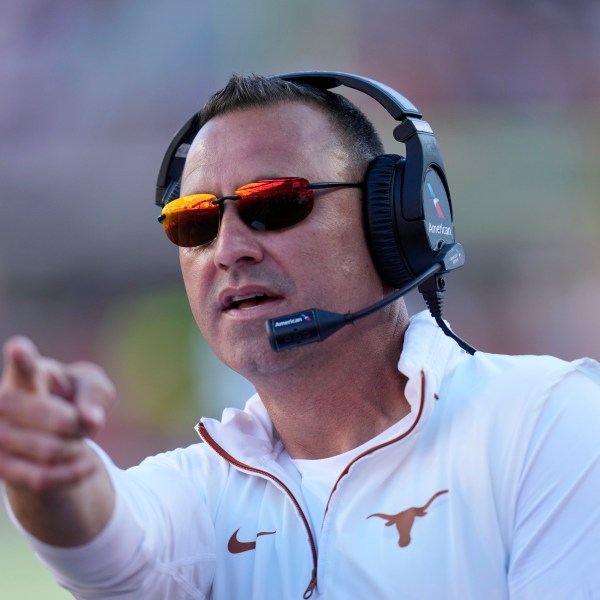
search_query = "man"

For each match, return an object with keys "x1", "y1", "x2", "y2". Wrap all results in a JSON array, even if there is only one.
[{"x1": 2, "y1": 74, "x2": 600, "y2": 599}]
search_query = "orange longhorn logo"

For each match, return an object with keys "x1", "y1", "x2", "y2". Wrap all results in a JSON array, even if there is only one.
[{"x1": 368, "y1": 490, "x2": 449, "y2": 547}]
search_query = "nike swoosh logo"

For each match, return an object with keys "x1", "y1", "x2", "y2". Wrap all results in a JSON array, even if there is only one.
[{"x1": 228, "y1": 528, "x2": 276, "y2": 554}]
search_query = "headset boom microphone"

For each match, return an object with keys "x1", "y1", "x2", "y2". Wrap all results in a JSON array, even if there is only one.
[{"x1": 266, "y1": 242, "x2": 474, "y2": 354}]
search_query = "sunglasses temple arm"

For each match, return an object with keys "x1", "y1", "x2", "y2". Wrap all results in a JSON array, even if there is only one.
[{"x1": 305, "y1": 182, "x2": 363, "y2": 190}]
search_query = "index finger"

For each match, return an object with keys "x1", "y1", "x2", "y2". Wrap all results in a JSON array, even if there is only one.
[
  {"x1": 2, "y1": 337, "x2": 39, "y2": 393},
  {"x1": 2, "y1": 337, "x2": 72, "y2": 400}
]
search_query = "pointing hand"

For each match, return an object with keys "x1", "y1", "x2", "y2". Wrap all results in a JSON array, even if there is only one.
[{"x1": 0, "y1": 336, "x2": 116, "y2": 493}]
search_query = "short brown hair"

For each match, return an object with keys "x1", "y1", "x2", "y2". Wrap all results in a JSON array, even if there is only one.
[{"x1": 197, "y1": 74, "x2": 384, "y2": 175}]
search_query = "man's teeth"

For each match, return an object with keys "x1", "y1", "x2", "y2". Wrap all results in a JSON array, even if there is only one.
[
  {"x1": 230, "y1": 293, "x2": 268, "y2": 308},
  {"x1": 233, "y1": 293, "x2": 266, "y2": 302}
]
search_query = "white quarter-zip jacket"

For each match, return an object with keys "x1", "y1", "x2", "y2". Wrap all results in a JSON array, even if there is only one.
[{"x1": 7, "y1": 312, "x2": 600, "y2": 599}]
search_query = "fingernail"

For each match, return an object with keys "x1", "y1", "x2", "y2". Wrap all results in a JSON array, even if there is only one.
[{"x1": 87, "y1": 404, "x2": 106, "y2": 427}]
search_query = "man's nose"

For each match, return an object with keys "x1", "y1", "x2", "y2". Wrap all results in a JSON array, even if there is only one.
[{"x1": 212, "y1": 200, "x2": 264, "y2": 270}]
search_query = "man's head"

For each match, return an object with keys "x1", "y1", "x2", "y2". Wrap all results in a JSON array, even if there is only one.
[{"x1": 176, "y1": 75, "x2": 407, "y2": 379}]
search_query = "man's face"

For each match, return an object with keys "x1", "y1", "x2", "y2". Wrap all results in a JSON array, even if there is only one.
[{"x1": 179, "y1": 102, "x2": 386, "y2": 378}]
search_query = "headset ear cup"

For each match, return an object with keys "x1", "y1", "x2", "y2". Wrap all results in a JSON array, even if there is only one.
[{"x1": 364, "y1": 154, "x2": 413, "y2": 289}]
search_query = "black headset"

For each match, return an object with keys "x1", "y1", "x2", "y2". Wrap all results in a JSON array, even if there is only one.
[{"x1": 156, "y1": 71, "x2": 459, "y2": 291}]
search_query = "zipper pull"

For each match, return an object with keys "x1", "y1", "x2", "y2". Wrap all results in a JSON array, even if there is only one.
[{"x1": 303, "y1": 568, "x2": 318, "y2": 598}]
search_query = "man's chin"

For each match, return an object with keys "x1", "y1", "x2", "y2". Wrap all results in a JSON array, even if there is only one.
[{"x1": 218, "y1": 342, "x2": 303, "y2": 381}]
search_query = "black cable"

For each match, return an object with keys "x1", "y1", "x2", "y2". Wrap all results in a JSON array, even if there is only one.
[{"x1": 418, "y1": 273, "x2": 477, "y2": 355}]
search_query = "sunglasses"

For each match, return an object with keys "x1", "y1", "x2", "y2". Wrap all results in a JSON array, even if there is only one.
[{"x1": 158, "y1": 177, "x2": 363, "y2": 248}]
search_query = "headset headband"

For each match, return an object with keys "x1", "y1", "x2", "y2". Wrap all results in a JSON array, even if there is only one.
[{"x1": 275, "y1": 71, "x2": 423, "y2": 120}]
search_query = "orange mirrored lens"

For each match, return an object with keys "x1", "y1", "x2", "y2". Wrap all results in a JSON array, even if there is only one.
[
  {"x1": 234, "y1": 178, "x2": 313, "y2": 231},
  {"x1": 161, "y1": 194, "x2": 219, "y2": 247}
]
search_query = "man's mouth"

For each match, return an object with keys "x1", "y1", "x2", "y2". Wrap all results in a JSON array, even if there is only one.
[{"x1": 226, "y1": 292, "x2": 279, "y2": 310}]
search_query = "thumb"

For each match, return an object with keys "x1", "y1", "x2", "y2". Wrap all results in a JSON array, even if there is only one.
[
  {"x1": 2, "y1": 336, "x2": 41, "y2": 393},
  {"x1": 67, "y1": 362, "x2": 116, "y2": 436}
]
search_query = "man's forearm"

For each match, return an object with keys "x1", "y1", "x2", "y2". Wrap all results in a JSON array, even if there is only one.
[{"x1": 6, "y1": 446, "x2": 115, "y2": 546}]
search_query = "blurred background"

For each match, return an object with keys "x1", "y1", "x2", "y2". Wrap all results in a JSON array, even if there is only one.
[{"x1": 1, "y1": 0, "x2": 599, "y2": 596}]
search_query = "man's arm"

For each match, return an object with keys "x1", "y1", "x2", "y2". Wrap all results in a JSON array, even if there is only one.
[
  {"x1": 508, "y1": 366, "x2": 600, "y2": 596},
  {"x1": 0, "y1": 336, "x2": 116, "y2": 546}
]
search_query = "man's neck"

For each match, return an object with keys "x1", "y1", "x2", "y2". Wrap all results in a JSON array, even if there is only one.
[{"x1": 253, "y1": 309, "x2": 411, "y2": 459}]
